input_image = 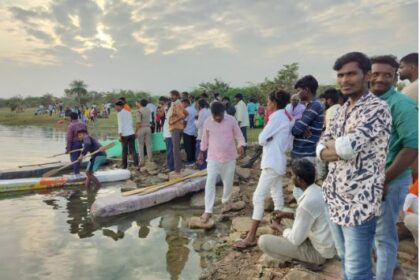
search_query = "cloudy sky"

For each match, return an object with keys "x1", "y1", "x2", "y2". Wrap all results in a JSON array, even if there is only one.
[{"x1": 0, "y1": 0, "x2": 417, "y2": 98}]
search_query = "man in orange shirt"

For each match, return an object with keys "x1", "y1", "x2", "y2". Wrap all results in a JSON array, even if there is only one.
[{"x1": 168, "y1": 90, "x2": 188, "y2": 177}]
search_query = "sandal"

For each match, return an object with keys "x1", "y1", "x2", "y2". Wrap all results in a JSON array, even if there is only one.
[{"x1": 233, "y1": 239, "x2": 257, "y2": 250}]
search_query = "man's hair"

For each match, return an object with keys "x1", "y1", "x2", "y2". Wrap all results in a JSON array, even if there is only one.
[
  {"x1": 201, "y1": 92, "x2": 209, "y2": 99},
  {"x1": 268, "y1": 90, "x2": 290, "y2": 109},
  {"x1": 210, "y1": 101, "x2": 225, "y2": 115},
  {"x1": 76, "y1": 128, "x2": 88, "y2": 134},
  {"x1": 400, "y1": 53, "x2": 418, "y2": 66},
  {"x1": 234, "y1": 93, "x2": 243, "y2": 100},
  {"x1": 294, "y1": 75, "x2": 318, "y2": 94},
  {"x1": 222, "y1": 96, "x2": 230, "y2": 102},
  {"x1": 158, "y1": 96, "x2": 168, "y2": 102},
  {"x1": 70, "y1": 112, "x2": 78, "y2": 120},
  {"x1": 321, "y1": 88, "x2": 340, "y2": 104},
  {"x1": 370, "y1": 55, "x2": 399, "y2": 69},
  {"x1": 170, "y1": 90, "x2": 180, "y2": 97},
  {"x1": 182, "y1": 91, "x2": 189, "y2": 97},
  {"x1": 140, "y1": 99, "x2": 148, "y2": 107},
  {"x1": 214, "y1": 93, "x2": 220, "y2": 98},
  {"x1": 119, "y1": 97, "x2": 126, "y2": 103},
  {"x1": 181, "y1": 98, "x2": 190, "y2": 105},
  {"x1": 198, "y1": 99, "x2": 209, "y2": 109},
  {"x1": 333, "y1": 52, "x2": 371, "y2": 74},
  {"x1": 292, "y1": 158, "x2": 316, "y2": 186},
  {"x1": 115, "y1": 100, "x2": 124, "y2": 106}
]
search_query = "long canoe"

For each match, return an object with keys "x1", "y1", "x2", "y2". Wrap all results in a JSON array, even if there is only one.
[{"x1": 0, "y1": 169, "x2": 131, "y2": 193}]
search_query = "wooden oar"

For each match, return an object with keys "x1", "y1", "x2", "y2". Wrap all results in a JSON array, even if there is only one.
[
  {"x1": 122, "y1": 170, "x2": 207, "y2": 196},
  {"x1": 47, "y1": 148, "x2": 83, "y2": 158},
  {"x1": 18, "y1": 161, "x2": 62, "y2": 168},
  {"x1": 42, "y1": 142, "x2": 116, "y2": 178}
]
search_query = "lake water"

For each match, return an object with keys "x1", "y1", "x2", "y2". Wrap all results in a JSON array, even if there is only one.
[{"x1": 0, "y1": 125, "x2": 224, "y2": 280}]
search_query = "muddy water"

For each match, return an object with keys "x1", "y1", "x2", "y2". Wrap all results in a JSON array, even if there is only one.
[{"x1": 0, "y1": 126, "x2": 227, "y2": 280}]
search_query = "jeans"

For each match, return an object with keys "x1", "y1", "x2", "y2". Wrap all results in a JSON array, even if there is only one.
[
  {"x1": 329, "y1": 217, "x2": 377, "y2": 280},
  {"x1": 240, "y1": 126, "x2": 247, "y2": 143},
  {"x1": 249, "y1": 114, "x2": 255, "y2": 128},
  {"x1": 195, "y1": 140, "x2": 207, "y2": 170},
  {"x1": 70, "y1": 141, "x2": 83, "y2": 174},
  {"x1": 171, "y1": 129, "x2": 183, "y2": 172},
  {"x1": 165, "y1": 137, "x2": 174, "y2": 171},
  {"x1": 183, "y1": 133, "x2": 196, "y2": 163},
  {"x1": 374, "y1": 173, "x2": 412, "y2": 280}
]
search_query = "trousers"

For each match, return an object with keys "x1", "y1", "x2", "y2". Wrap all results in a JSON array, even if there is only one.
[
  {"x1": 137, "y1": 127, "x2": 152, "y2": 163},
  {"x1": 204, "y1": 160, "x2": 236, "y2": 214}
]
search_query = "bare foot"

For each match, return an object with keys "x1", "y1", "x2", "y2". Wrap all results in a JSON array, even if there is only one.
[
  {"x1": 233, "y1": 237, "x2": 257, "y2": 250},
  {"x1": 270, "y1": 220, "x2": 283, "y2": 235},
  {"x1": 200, "y1": 213, "x2": 211, "y2": 224}
]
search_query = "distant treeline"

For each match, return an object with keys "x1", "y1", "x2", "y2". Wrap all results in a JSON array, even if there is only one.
[{"x1": 1, "y1": 63, "x2": 338, "y2": 111}]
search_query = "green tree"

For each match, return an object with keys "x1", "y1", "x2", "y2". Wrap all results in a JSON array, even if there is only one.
[
  {"x1": 40, "y1": 93, "x2": 55, "y2": 106},
  {"x1": 7, "y1": 95, "x2": 23, "y2": 111},
  {"x1": 260, "y1": 63, "x2": 299, "y2": 95},
  {"x1": 194, "y1": 78, "x2": 231, "y2": 96},
  {"x1": 65, "y1": 80, "x2": 88, "y2": 105}
]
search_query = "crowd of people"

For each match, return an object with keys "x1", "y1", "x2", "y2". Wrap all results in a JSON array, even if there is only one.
[{"x1": 63, "y1": 51, "x2": 418, "y2": 280}]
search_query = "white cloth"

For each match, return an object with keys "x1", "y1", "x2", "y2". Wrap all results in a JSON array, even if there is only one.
[
  {"x1": 402, "y1": 80, "x2": 418, "y2": 103},
  {"x1": 183, "y1": 105, "x2": 197, "y2": 136},
  {"x1": 163, "y1": 104, "x2": 172, "y2": 138},
  {"x1": 117, "y1": 109, "x2": 135, "y2": 136},
  {"x1": 146, "y1": 103, "x2": 157, "y2": 123},
  {"x1": 316, "y1": 135, "x2": 355, "y2": 161},
  {"x1": 204, "y1": 160, "x2": 236, "y2": 214},
  {"x1": 235, "y1": 100, "x2": 250, "y2": 127},
  {"x1": 195, "y1": 108, "x2": 211, "y2": 140},
  {"x1": 403, "y1": 193, "x2": 418, "y2": 214},
  {"x1": 282, "y1": 184, "x2": 336, "y2": 259},
  {"x1": 252, "y1": 168, "x2": 284, "y2": 220},
  {"x1": 258, "y1": 109, "x2": 292, "y2": 176}
]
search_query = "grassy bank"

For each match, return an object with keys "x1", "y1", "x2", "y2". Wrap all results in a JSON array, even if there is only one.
[{"x1": 0, "y1": 107, "x2": 262, "y2": 143}]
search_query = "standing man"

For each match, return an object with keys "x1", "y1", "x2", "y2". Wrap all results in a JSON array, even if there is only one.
[
  {"x1": 194, "y1": 99, "x2": 211, "y2": 170},
  {"x1": 317, "y1": 52, "x2": 392, "y2": 279},
  {"x1": 198, "y1": 102, "x2": 245, "y2": 223},
  {"x1": 234, "y1": 93, "x2": 249, "y2": 143},
  {"x1": 247, "y1": 98, "x2": 257, "y2": 128},
  {"x1": 115, "y1": 100, "x2": 139, "y2": 169},
  {"x1": 160, "y1": 96, "x2": 174, "y2": 172},
  {"x1": 66, "y1": 112, "x2": 87, "y2": 177},
  {"x1": 136, "y1": 99, "x2": 152, "y2": 166},
  {"x1": 222, "y1": 97, "x2": 236, "y2": 116},
  {"x1": 291, "y1": 75, "x2": 324, "y2": 160},
  {"x1": 146, "y1": 98, "x2": 157, "y2": 133},
  {"x1": 286, "y1": 94, "x2": 306, "y2": 121},
  {"x1": 169, "y1": 90, "x2": 188, "y2": 177},
  {"x1": 399, "y1": 53, "x2": 418, "y2": 103},
  {"x1": 370, "y1": 55, "x2": 418, "y2": 280},
  {"x1": 320, "y1": 89, "x2": 341, "y2": 130},
  {"x1": 182, "y1": 98, "x2": 197, "y2": 166}
]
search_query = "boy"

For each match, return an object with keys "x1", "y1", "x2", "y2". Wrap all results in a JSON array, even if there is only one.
[
  {"x1": 77, "y1": 129, "x2": 107, "y2": 188},
  {"x1": 198, "y1": 102, "x2": 245, "y2": 223}
]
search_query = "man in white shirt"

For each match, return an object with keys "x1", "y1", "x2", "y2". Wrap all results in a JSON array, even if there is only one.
[
  {"x1": 115, "y1": 100, "x2": 139, "y2": 169},
  {"x1": 234, "y1": 93, "x2": 249, "y2": 143},
  {"x1": 182, "y1": 98, "x2": 197, "y2": 165},
  {"x1": 399, "y1": 53, "x2": 418, "y2": 103},
  {"x1": 258, "y1": 158, "x2": 336, "y2": 265},
  {"x1": 159, "y1": 96, "x2": 174, "y2": 171},
  {"x1": 146, "y1": 99, "x2": 157, "y2": 133}
]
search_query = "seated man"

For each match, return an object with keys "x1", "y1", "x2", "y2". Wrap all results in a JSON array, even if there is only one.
[
  {"x1": 403, "y1": 179, "x2": 418, "y2": 247},
  {"x1": 258, "y1": 158, "x2": 336, "y2": 265}
]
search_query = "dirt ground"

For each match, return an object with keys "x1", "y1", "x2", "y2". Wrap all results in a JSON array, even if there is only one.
[{"x1": 124, "y1": 145, "x2": 418, "y2": 280}]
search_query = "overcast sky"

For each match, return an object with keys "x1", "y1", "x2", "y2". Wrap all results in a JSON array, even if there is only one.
[{"x1": 0, "y1": 0, "x2": 417, "y2": 98}]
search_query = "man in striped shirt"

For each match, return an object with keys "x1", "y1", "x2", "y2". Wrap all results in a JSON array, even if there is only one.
[{"x1": 291, "y1": 75, "x2": 325, "y2": 160}]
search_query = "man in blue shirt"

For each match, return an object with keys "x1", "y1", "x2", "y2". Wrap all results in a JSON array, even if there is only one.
[
  {"x1": 291, "y1": 75, "x2": 324, "y2": 160},
  {"x1": 247, "y1": 98, "x2": 257, "y2": 128}
]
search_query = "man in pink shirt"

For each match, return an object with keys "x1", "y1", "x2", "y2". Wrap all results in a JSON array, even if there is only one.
[{"x1": 198, "y1": 102, "x2": 246, "y2": 223}]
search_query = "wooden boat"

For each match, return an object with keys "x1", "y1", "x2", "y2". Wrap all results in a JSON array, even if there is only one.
[{"x1": 0, "y1": 169, "x2": 131, "y2": 193}]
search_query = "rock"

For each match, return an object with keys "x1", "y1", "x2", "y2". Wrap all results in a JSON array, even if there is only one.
[
  {"x1": 398, "y1": 239, "x2": 418, "y2": 256},
  {"x1": 284, "y1": 269, "x2": 322, "y2": 280},
  {"x1": 192, "y1": 239, "x2": 204, "y2": 251},
  {"x1": 231, "y1": 201, "x2": 246, "y2": 212},
  {"x1": 202, "y1": 240, "x2": 217, "y2": 251},
  {"x1": 236, "y1": 166, "x2": 251, "y2": 179},
  {"x1": 319, "y1": 259, "x2": 342, "y2": 280},
  {"x1": 144, "y1": 161, "x2": 158, "y2": 171},
  {"x1": 264, "y1": 197, "x2": 274, "y2": 211},
  {"x1": 190, "y1": 192, "x2": 205, "y2": 207},
  {"x1": 121, "y1": 180, "x2": 137, "y2": 192},
  {"x1": 231, "y1": 187, "x2": 241, "y2": 201},
  {"x1": 157, "y1": 173, "x2": 168, "y2": 180},
  {"x1": 228, "y1": 231, "x2": 243, "y2": 242},
  {"x1": 258, "y1": 254, "x2": 284, "y2": 268},
  {"x1": 187, "y1": 216, "x2": 215, "y2": 230},
  {"x1": 148, "y1": 169, "x2": 159, "y2": 175},
  {"x1": 231, "y1": 216, "x2": 253, "y2": 232},
  {"x1": 256, "y1": 226, "x2": 273, "y2": 237}
]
